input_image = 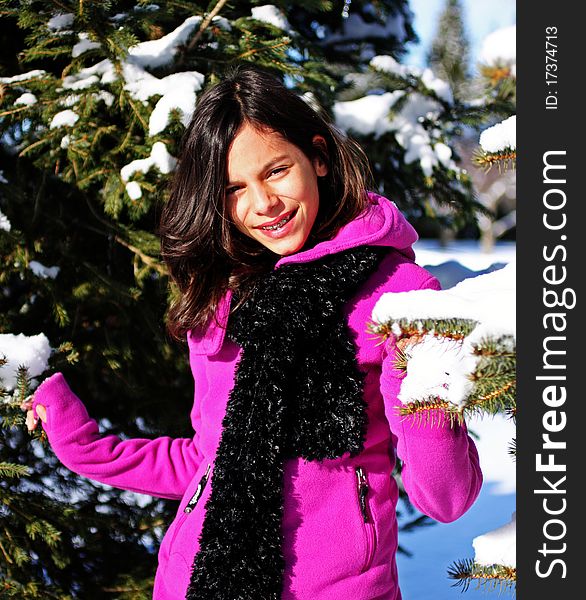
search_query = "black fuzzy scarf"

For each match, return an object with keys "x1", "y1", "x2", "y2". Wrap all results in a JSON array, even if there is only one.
[{"x1": 186, "y1": 245, "x2": 389, "y2": 600}]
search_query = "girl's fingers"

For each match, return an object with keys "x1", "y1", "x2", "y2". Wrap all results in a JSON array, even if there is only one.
[
  {"x1": 25, "y1": 404, "x2": 47, "y2": 431},
  {"x1": 36, "y1": 404, "x2": 47, "y2": 422},
  {"x1": 20, "y1": 398, "x2": 33, "y2": 411},
  {"x1": 26, "y1": 410, "x2": 38, "y2": 431}
]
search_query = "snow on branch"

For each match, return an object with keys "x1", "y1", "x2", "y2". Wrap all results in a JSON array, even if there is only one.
[
  {"x1": 59, "y1": 16, "x2": 206, "y2": 137},
  {"x1": 334, "y1": 57, "x2": 457, "y2": 178},
  {"x1": 474, "y1": 115, "x2": 516, "y2": 172},
  {"x1": 448, "y1": 512, "x2": 516, "y2": 593},
  {"x1": 0, "y1": 333, "x2": 52, "y2": 392},
  {"x1": 479, "y1": 25, "x2": 516, "y2": 78},
  {"x1": 369, "y1": 263, "x2": 516, "y2": 421}
]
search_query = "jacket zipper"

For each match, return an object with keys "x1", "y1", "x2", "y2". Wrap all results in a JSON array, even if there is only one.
[
  {"x1": 184, "y1": 463, "x2": 211, "y2": 513},
  {"x1": 355, "y1": 465, "x2": 376, "y2": 572}
]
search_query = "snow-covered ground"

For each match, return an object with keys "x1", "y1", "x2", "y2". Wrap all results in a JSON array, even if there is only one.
[{"x1": 398, "y1": 239, "x2": 516, "y2": 599}]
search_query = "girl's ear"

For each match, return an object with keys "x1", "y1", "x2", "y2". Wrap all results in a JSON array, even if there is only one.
[{"x1": 311, "y1": 135, "x2": 329, "y2": 177}]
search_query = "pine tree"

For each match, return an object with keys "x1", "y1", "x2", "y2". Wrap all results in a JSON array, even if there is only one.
[
  {"x1": 1, "y1": 1, "x2": 507, "y2": 595},
  {"x1": 427, "y1": 0, "x2": 471, "y2": 102}
]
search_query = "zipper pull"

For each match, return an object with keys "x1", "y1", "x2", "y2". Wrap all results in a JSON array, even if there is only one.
[
  {"x1": 355, "y1": 466, "x2": 370, "y2": 523},
  {"x1": 184, "y1": 463, "x2": 211, "y2": 513}
]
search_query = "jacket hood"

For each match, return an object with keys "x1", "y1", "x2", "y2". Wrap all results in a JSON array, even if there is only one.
[{"x1": 189, "y1": 192, "x2": 418, "y2": 355}]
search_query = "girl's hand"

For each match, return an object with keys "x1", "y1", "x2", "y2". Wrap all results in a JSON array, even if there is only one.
[{"x1": 20, "y1": 398, "x2": 47, "y2": 432}]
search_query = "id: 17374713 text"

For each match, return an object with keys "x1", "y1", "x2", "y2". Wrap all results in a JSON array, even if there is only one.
[{"x1": 545, "y1": 26, "x2": 558, "y2": 110}]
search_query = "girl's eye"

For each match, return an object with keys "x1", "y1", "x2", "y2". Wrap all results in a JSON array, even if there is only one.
[
  {"x1": 269, "y1": 166, "x2": 288, "y2": 177},
  {"x1": 226, "y1": 186, "x2": 240, "y2": 196}
]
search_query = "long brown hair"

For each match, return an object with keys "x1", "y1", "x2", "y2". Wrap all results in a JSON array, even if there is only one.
[{"x1": 157, "y1": 64, "x2": 373, "y2": 342}]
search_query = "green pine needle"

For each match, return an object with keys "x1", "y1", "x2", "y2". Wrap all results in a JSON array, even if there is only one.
[
  {"x1": 0, "y1": 462, "x2": 30, "y2": 479},
  {"x1": 448, "y1": 558, "x2": 516, "y2": 594}
]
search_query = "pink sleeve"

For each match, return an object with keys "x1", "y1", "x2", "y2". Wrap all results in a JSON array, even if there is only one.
[
  {"x1": 380, "y1": 276, "x2": 483, "y2": 523},
  {"x1": 31, "y1": 372, "x2": 204, "y2": 500}
]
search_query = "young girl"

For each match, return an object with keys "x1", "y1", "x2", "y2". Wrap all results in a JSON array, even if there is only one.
[{"x1": 27, "y1": 65, "x2": 482, "y2": 600}]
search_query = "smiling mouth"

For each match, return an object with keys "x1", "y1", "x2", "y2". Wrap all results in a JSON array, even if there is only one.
[{"x1": 258, "y1": 210, "x2": 297, "y2": 231}]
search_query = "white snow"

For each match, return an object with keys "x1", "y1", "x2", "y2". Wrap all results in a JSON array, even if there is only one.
[
  {"x1": 480, "y1": 115, "x2": 516, "y2": 153},
  {"x1": 420, "y1": 68, "x2": 452, "y2": 103},
  {"x1": 434, "y1": 142, "x2": 452, "y2": 167},
  {"x1": 479, "y1": 25, "x2": 516, "y2": 68},
  {"x1": 72, "y1": 33, "x2": 101, "y2": 58},
  {"x1": 370, "y1": 55, "x2": 412, "y2": 78},
  {"x1": 125, "y1": 181, "x2": 142, "y2": 200},
  {"x1": 59, "y1": 90, "x2": 114, "y2": 108},
  {"x1": 127, "y1": 16, "x2": 202, "y2": 69},
  {"x1": 63, "y1": 74, "x2": 100, "y2": 90},
  {"x1": 28, "y1": 260, "x2": 60, "y2": 280},
  {"x1": 397, "y1": 335, "x2": 477, "y2": 407},
  {"x1": 393, "y1": 93, "x2": 456, "y2": 176},
  {"x1": 337, "y1": 61, "x2": 455, "y2": 176},
  {"x1": 95, "y1": 91, "x2": 115, "y2": 107},
  {"x1": 49, "y1": 110, "x2": 79, "y2": 129},
  {"x1": 60, "y1": 135, "x2": 71, "y2": 149},
  {"x1": 0, "y1": 333, "x2": 52, "y2": 391},
  {"x1": 14, "y1": 93, "x2": 38, "y2": 106},
  {"x1": 0, "y1": 209, "x2": 11, "y2": 232},
  {"x1": 373, "y1": 261, "x2": 515, "y2": 335},
  {"x1": 334, "y1": 92, "x2": 404, "y2": 138},
  {"x1": 145, "y1": 72, "x2": 202, "y2": 135},
  {"x1": 373, "y1": 260, "x2": 515, "y2": 408},
  {"x1": 60, "y1": 17, "x2": 205, "y2": 137},
  {"x1": 0, "y1": 171, "x2": 7, "y2": 184},
  {"x1": 251, "y1": 5, "x2": 293, "y2": 34},
  {"x1": 370, "y1": 55, "x2": 452, "y2": 104},
  {"x1": 61, "y1": 59, "x2": 113, "y2": 90},
  {"x1": 47, "y1": 13, "x2": 74, "y2": 32},
  {"x1": 121, "y1": 141, "x2": 177, "y2": 183},
  {"x1": 473, "y1": 512, "x2": 516, "y2": 568},
  {"x1": 0, "y1": 70, "x2": 46, "y2": 84}
]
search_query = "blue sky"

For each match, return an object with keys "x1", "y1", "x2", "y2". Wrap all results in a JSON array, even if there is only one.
[{"x1": 404, "y1": 0, "x2": 516, "y2": 71}]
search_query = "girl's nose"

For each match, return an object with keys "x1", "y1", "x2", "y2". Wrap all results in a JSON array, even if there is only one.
[{"x1": 250, "y1": 183, "x2": 279, "y2": 214}]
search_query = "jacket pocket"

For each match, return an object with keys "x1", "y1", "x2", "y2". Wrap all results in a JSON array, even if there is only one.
[
  {"x1": 184, "y1": 463, "x2": 211, "y2": 513},
  {"x1": 354, "y1": 465, "x2": 377, "y2": 573},
  {"x1": 168, "y1": 462, "x2": 211, "y2": 550}
]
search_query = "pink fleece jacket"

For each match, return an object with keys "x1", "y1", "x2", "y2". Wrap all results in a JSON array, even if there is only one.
[{"x1": 32, "y1": 192, "x2": 482, "y2": 599}]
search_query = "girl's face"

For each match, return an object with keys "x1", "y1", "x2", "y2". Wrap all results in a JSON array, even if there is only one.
[{"x1": 225, "y1": 122, "x2": 328, "y2": 256}]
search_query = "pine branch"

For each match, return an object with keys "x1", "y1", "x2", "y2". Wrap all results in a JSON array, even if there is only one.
[
  {"x1": 480, "y1": 64, "x2": 515, "y2": 86},
  {"x1": 185, "y1": 0, "x2": 230, "y2": 53},
  {"x1": 237, "y1": 39, "x2": 292, "y2": 61},
  {"x1": 18, "y1": 133, "x2": 59, "y2": 158},
  {"x1": 448, "y1": 558, "x2": 516, "y2": 593},
  {"x1": 398, "y1": 397, "x2": 464, "y2": 427},
  {"x1": 114, "y1": 235, "x2": 168, "y2": 277},
  {"x1": 0, "y1": 105, "x2": 32, "y2": 118},
  {"x1": 473, "y1": 147, "x2": 516, "y2": 173},
  {"x1": 0, "y1": 540, "x2": 13, "y2": 565},
  {"x1": 367, "y1": 317, "x2": 478, "y2": 341},
  {"x1": 508, "y1": 437, "x2": 516, "y2": 460},
  {"x1": 392, "y1": 345, "x2": 409, "y2": 372},
  {"x1": 0, "y1": 462, "x2": 30, "y2": 479}
]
